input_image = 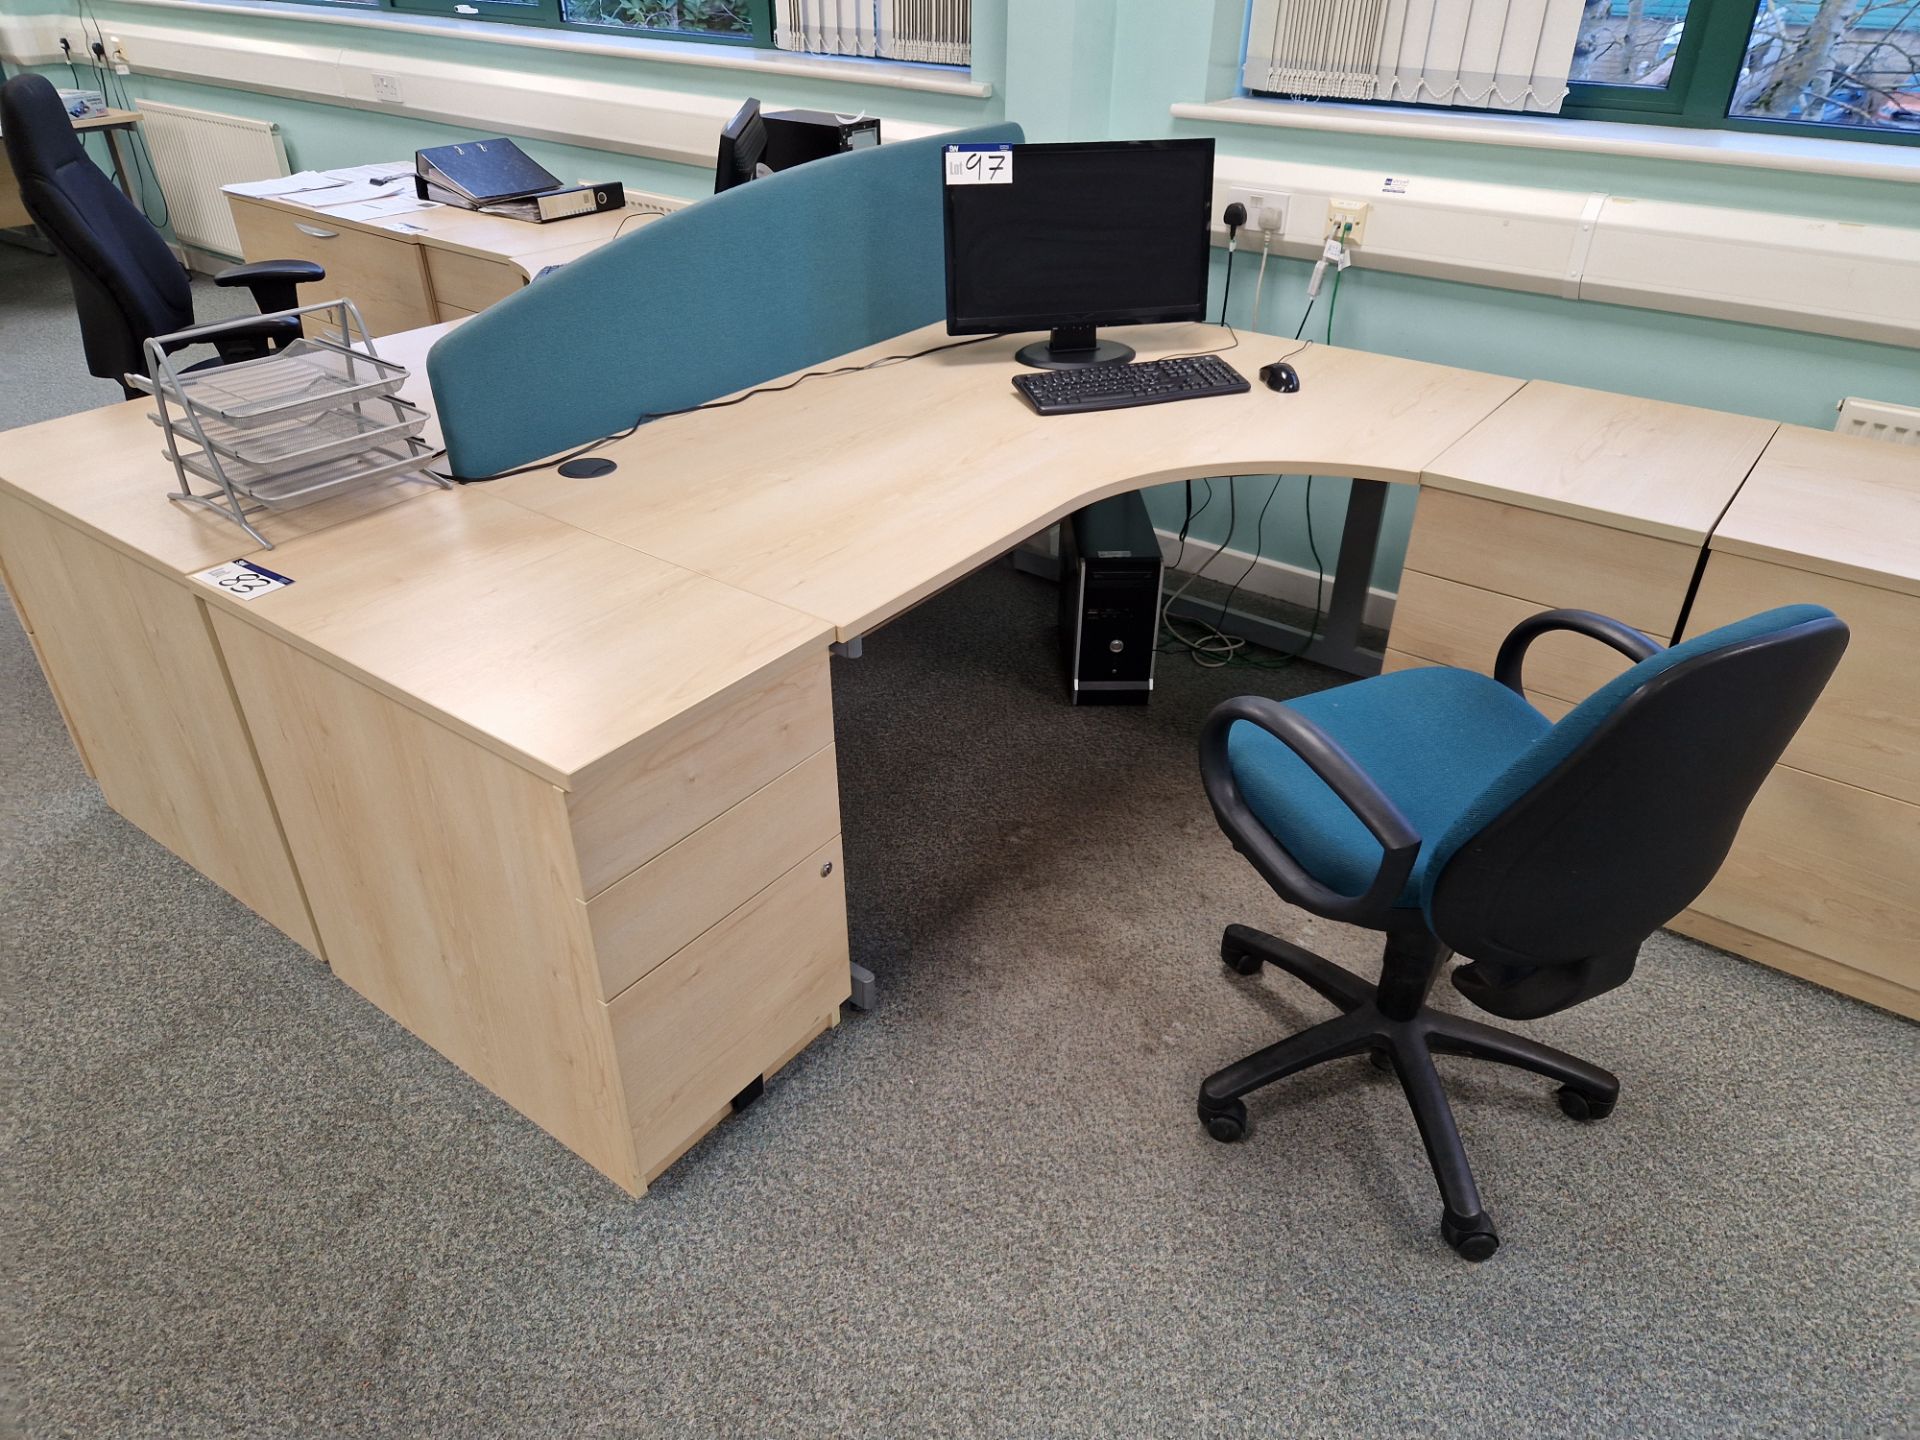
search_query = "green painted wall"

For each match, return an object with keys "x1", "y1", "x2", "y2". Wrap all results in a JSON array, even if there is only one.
[{"x1": 12, "y1": 0, "x2": 1916, "y2": 590}]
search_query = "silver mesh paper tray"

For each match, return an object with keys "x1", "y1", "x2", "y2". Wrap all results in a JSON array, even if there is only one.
[
  {"x1": 152, "y1": 396, "x2": 429, "y2": 471},
  {"x1": 137, "y1": 299, "x2": 450, "y2": 548}
]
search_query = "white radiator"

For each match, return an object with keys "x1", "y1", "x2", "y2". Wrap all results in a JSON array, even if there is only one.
[
  {"x1": 132, "y1": 100, "x2": 287, "y2": 258},
  {"x1": 1835, "y1": 397, "x2": 1920, "y2": 447}
]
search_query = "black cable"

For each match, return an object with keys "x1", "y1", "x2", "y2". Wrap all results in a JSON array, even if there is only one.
[
  {"x1": 445, "y1": 330, "x2": 1008, "y2": 484},
  {"x1": 1216, "y1": 472, "x2": 1284, "y2": 632},
  {"x1": 1293, "y1": 294, "x2": 1317, "y2": 340}
]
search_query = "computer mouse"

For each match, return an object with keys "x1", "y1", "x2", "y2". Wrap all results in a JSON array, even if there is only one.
[{"x1": 1259, "y1": 360, "x2": 1301, "y2": 393}]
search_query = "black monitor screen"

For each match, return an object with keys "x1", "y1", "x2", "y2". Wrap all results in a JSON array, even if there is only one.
[{"x1": 943, "y1": 139, "x2": 1214, "y2": 335}]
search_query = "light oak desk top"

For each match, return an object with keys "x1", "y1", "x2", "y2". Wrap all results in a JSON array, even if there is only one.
[
  {"x1": 1421, "y1": 379, "x2": 1780, "y2": 545},
  {"x1": 1711, "y1": 424, "x2": 1920, "y2": 596},
  {"x1": 0, "y1": 323, "x2": 456, "y2": 578},
  {"x1": 8, "y1": 318, "x2": 1892, "y2": 795},
  {"x1": 491, "y1": 324, "x2": 1524, "y2": 641},
  {"x1": 231, "y1": 187, "x2": 640, "y2": 279}
]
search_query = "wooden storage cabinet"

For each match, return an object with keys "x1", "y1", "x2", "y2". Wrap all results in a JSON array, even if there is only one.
[
  {"x1": 587, "y1": 746, "x2": 842, "y2": 999},
  {"x1": 209, "y1": 606, "x2": 849, "y2": 1194},
  {"x1": 0, "y1": 494, "x2": 320, "y2": 954},
  {"x1": 610, "y1": 838, "x2": 849, "y2": 1182},
  {"x1": 423, "y1": 245, "x2": 526, "y2": 319},
  {"x1": 1667, "y1": 477, "x2": 1920, "y2": 1020},
  {"x1": 230, "y1": 193, "x2": 437, "y2": 337}
]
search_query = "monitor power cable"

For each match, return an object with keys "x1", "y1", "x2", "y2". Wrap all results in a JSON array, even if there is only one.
[{"x1": 441, "y1": 330, "x2": 1008, "y2": 485}]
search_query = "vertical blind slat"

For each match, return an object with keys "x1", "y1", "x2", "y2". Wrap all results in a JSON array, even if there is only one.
[{"x1": 1251, "y1": 0, "x2": 1584, "y2": 113}]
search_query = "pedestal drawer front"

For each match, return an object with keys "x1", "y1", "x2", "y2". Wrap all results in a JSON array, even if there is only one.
[
  {"x1": 568, "y1": 653, "x2": 835, "y2": 898},
  {"x1": 230, "y1": 197, "x2": 435, "y2": 337},
  {"x1": 424, "y1": 245, "x2": 525, "y2": 315},
  {"x1": 1689, "y1": 765, "x2": 1919, "y2": 1002},
  {"x1": 1404, "y1": 489, "x2": 1696, "y2": 637},
  {"x1": 1688, "y1": 552, "x2": 1920, "y2": 806},
  {"x1": 588, "y1": 745, "x2": 841, "y2": 999},
  {"x1": 609, "y1": 838, "x2": 850, "y2": 1182},
  {"x1": 1388, "y1": 571, "x2": 1668, "y2": 707}
]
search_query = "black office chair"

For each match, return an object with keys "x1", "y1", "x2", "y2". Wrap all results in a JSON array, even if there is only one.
[
  {"x1": 1196, "y1": 604, "x2": 1848, "y2": 1260},
  {"x1": 1, "y1": 73, "x2": 323, "y2": 398}
]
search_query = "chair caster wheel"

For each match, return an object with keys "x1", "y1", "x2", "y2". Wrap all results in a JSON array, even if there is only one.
[
  {"x1": 1221, "y1": 945, "x2": 1263, "y2": 977},
  {"x1": 1442, "y1": 1209, "x2": 1499, "y2": 1262},
  {"x1": 1556, "y1": 1085, "x2": 1616, "y2": 1122},
  {"x1": 1368, "y1": 1050, "x2": 1395, "y2": 1074},
  {"x1": 1198, "y1": 1097, "x2": 1247, "y2": 1143}
]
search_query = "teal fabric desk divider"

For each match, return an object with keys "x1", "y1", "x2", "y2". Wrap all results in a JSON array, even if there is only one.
[{"x1": 427, "y1": 123, "x2": 1024, "y2": 480}]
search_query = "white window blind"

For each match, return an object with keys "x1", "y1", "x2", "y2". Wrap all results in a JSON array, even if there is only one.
[
  {"x1": 1242, "y1": 0, "x2": 1586, "y2": 113},
  {"x1": 775, "y1": 0, "x2": 970, "y2": 64}
]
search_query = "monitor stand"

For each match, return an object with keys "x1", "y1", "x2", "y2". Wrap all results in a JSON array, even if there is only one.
[{"x1": 1015, "y1": 325, "x2": 1135, "y2": 371}]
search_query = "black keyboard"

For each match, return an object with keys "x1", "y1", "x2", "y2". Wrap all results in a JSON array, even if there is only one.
[{"x1": 1013, "y1": 355, "x2": 1251, "y2": 415}]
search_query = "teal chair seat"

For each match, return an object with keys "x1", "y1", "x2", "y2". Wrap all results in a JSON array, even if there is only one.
[{"x1": 1226, "y1": 668, "x2": 1552, "y2": 909}]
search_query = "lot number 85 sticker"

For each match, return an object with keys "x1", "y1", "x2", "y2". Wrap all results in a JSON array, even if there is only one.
[{"x1": 193, "y1": 559, "x2": 295, "y2": 600}]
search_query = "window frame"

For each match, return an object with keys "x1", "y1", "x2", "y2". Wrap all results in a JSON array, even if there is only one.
[
  {"x1": 308, "y1": 0, "x2": 775, "y2": 49},
  {"x1": 1561, "y1": 0, "x2": 1920, "y2": 146}
]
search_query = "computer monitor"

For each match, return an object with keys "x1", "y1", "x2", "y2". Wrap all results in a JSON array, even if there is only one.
[
  {"x1": 715, "y1": 98, "x2": 769, "y2": 194},
  {"x1": 942, "y1": 138, "x2": 1215, "y2": 369}
]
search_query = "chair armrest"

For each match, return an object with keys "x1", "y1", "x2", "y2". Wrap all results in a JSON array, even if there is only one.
[
  {"x1": 1199, "y1": 696, "x2": 1421, "y2": 924},
  {"x1": 1494, "y1": 609, "x2": 1662, "y2": 698},
  {"x1": 214, "y1": 258, "x2": 326, "y2": 315}
]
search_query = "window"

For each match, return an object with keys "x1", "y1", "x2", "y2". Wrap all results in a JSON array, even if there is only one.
[
  {"x1": 1567, "y1": 0, "x2": 1920, "y2": 140},
  {"x1": 1243, "y1": 0, "x2": 1918, "y2": 143},
  {"x1": 301, "y1": 0, "x2": 776, "y2": 46}
]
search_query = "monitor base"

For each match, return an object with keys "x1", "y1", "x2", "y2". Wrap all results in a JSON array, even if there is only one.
[{"x1": 1015, "y1": 327, "x2": 1135, "y2": 371}]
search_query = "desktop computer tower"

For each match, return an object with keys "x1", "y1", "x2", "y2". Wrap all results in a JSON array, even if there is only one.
[
  {"x1": 1059, "y1": 492, "x2": 1162, "y2": 706},
  {"x1": 763, "y1": 109, "x2": 882, "y2": 172}
]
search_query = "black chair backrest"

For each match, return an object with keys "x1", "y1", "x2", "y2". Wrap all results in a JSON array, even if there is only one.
[
  {"x1": 2, "y1": 74, "x2": 191, "y2": 383},
  {"x1": 1425, "y1": 605, "x2": 1848, "y2": 975}
]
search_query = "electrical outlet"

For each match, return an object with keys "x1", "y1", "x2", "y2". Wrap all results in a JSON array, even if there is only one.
[
  {"x1": 1327, "y1": 198, "x2": 1371, "y2": 244},
  {"x1": 1221, "y1": 186, "x2": 1289, "y2": 237},
  {"x1": 108, "y1": 35, "x2": 130, "y2": 74},
  {"x1": 371, "y1": 73, "x2": 404, "y2": 104}
]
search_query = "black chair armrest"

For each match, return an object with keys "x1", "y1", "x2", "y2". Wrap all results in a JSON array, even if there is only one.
[
  {"x1": 214, "y1": 258, "x2": 326, "y2": 315},
  {"x1": 1494, "y1": 609, "x2": 1663, "y2": 698},
  {"x1": 1199, "y1": 696, "x2": 1421, "y2": 924}
]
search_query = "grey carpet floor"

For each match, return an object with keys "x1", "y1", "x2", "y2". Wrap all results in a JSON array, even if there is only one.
[{"x1": 3, "y1": 248, "x2": 1917, "y2": 1439}]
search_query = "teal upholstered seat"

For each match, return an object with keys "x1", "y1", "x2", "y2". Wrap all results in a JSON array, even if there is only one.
[
  {"x1": 1226, "y1": 605, "x2": 1836, "y2": 913},
  {"x1": 427, "y1": 121, "x2": 1024, "y2": 479},
  {"x1": 1228, "y1": 668, "x2": 1551, "y2": 908},
  {"x1": 1202, "y1": 602, "x2": 1847, "y2": 1258}
]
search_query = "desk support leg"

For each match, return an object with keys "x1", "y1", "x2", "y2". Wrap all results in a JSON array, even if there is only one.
[
  {"x1": 104, "y1": 128, "x2": 137, "y2": 203},
  {"x1": 848, "y1": 962, "x2": 876, "y2": 1012},
  {"x1": 1312, "y1": 477, "x2": 1388, "y2": 676},
  {"x1": 1161, "y1": 478, "x2": 1388, "y2": 678}
]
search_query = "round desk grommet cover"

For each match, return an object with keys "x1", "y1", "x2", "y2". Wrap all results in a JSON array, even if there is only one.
[{"x1": 559, "y1": 457, "x2": 619, "y2": 479}]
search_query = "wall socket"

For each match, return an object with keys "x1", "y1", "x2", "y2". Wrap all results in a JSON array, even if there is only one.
[
  {"x1": 1327, "y1": 198, "x2": 1371, "y2": 244},
  {"x1": 371, "y1": 73, "x2": 404, "y2": 104},
  {"x1": 1221, "y1": 185, "x2": 1289, "y2": 236}
]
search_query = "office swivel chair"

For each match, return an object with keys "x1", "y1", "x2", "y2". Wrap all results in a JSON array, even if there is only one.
[
  {"x1": 2, "y1": 74, "x2": 323, "y2": 399},
  {"x1": 1196, "y1": 605, "x2": 1847, "y2": 1260}
]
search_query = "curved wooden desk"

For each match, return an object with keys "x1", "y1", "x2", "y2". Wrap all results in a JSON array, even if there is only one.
[{"x1": 1, "y1": 321, "x2": 1911, "y2": 1193}]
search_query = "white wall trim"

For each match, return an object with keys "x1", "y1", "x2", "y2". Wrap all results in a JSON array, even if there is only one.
[
  {"x1": 1205, "y1": 156, "x2": 1920, "y2": 347},
  {"x1": 67, "y1": 0, "x2": 992, "y2": 98},
  {"x1": 5, "y1": 13, "x2": 954, "y2": 169},
  {"x1": 1158, "y1": 527, "x2": 1397, "y2": 632},
  {"x1": 1173, "y1": 97, "x2": 1920, "y2": 186}
]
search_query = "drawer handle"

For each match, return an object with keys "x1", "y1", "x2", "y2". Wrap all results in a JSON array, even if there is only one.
[{"x1": 294, "y1": 223, "x2": 340, "y2": 239}]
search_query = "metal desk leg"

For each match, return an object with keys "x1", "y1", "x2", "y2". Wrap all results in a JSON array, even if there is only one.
[
  {"x1": 1160, "y1": 478, "x2": 1390, "y2": 677},
  {"x1": 102, "y1": 127, "x2": 137, "y2": 203},
  {"x1": 1312, "y1": 478, "x2": 1389, "y2": 675}
]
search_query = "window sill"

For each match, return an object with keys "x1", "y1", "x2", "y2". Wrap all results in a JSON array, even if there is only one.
[
  {"x1": 109, "y1": 0, "x2": 994, "y2": 98},
  {"x1": 1169, "y1": 98, "x2": 1919, "y2": 185}
]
